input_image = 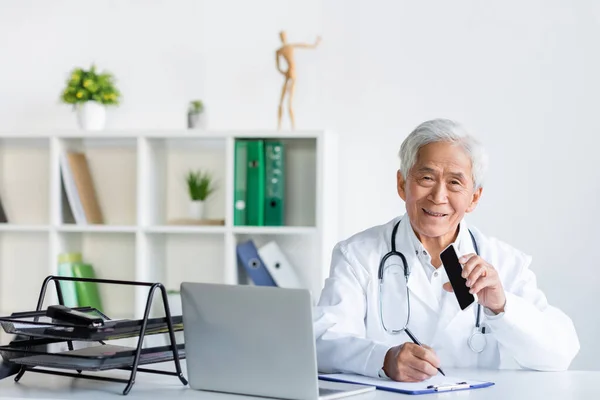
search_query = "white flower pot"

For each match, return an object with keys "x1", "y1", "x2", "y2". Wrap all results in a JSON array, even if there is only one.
[
  {"x1": 76, "y1": 101, "x2": 106, "y2": 130},
  {"x1": 188, "y1": 112, "x2": 207, "y2": 129},
  {"x1": 189, "y1": 200, "x2": 205, "y2": 220}
]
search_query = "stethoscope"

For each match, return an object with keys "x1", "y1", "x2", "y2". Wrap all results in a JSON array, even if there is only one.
[{"x1": 378, "y1": 219, "x2": 487, "y2": 353}]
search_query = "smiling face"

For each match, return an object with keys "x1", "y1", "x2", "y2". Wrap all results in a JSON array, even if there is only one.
[{"x1": 397, "y1": 141, "x2": 482, "y2": 244}]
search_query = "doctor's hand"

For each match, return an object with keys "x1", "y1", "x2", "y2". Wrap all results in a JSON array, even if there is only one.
[
  {"x1": 382, "y1": 343, "x2": 441, "y2": 382},
  {"x1": 443, "y1": 253, "x2": 506, "y2": 314}
]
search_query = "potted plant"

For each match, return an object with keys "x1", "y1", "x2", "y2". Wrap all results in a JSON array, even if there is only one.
[
  {"x1": 186, "y1": 170, "x2": 217, "y2": 219},
  {"x1": 187, "y1": 100, "x2": 206, "y2": 129},
  {"x1": 60, "y1": 64, "x2": 121, "y2": 130}
]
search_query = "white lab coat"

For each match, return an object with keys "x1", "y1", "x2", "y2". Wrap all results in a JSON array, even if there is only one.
[{"x1": 314, "y1": 216, "x2": 580, "y2": 378}]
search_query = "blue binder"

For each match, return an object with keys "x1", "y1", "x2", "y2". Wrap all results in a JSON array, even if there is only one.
[
  {"x1": 236, "y1": 240, "x2": 276, "y2": 286},
  {"x1": 318, "y1": 374, "x2": 494, "y2": 395}
]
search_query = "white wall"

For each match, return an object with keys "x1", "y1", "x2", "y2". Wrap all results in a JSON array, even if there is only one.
[{"x1": 1, "y1": 0, "x2": 598, "y2": 370}]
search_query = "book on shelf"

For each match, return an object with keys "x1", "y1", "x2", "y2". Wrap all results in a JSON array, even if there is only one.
[
  {"x1": 57, "y1": 253, "x2": 80, "y2": 308},
  {"x1": 234, "y1": 139, "x2": 285, "y2": 226},
  {"x1": 257, "y1": 241, "x2": 301, "y2": 288},
  {"x1": 245, "y1": 140, "x2": 265, "y2": 226},
  {"x1": 236, "y1": 240, "x2": 276, "y2": 286},
  {"x1": 0, "y1": 194, "x2": 7, "y2": 223},
  {"x1": 56, "y1": 252, "x2": 104, "y2": 312},
  {"x1": 60, "y1": 151, "x2": 104, "y2": 225},
  {"x1": 264, "y1": 140, "x2": 285, "y2": 226},
  {"x1": 234, "y1": 140, "x2": 248, "y2": 226},
  {"x1": 71, "y1": 263, "x2": 104, "y2": 313},
  {"x1": 60, "y1": 152, "x2": 86, "y2": 224},
  {"x1": 236, "y1": 240, "x2": 301, "y2": 289}
]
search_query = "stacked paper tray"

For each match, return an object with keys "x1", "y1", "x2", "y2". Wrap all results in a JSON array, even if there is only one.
[
  {"x1": 0, "y1": 343, "x2": 186, "y2": 371},
  {"x1": 0, "y1": 308, "x2": 183, "y2": 342}
]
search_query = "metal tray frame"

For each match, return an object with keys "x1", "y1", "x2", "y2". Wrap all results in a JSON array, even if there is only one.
[{"x1": 0, "y1": 275, "x2": 188, "y2": 395}]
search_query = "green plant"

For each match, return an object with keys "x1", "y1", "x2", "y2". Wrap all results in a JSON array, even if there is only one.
[
  {"x1": 189, "y1": 100, "x2": 204, "y2": 114},
  {"x1": 186, "y1": 170, "x2": 217, "y2": 201},
  {"x1": 60, "y1": 64, "x2": 121, "y2": 106}
]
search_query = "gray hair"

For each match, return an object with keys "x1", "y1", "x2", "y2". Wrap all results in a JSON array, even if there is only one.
[{"x1": 398, "y1": 119, "x2": 488, "y2": 189}]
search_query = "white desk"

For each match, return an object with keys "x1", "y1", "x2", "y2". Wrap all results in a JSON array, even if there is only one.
[{"x1": 0, "y1": 361, "x2": 595, "y2": 400}]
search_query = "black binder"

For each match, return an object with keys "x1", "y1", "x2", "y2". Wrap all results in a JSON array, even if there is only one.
[{"x1": 0, "y1": 195, "x2": 7, "y2": 223}]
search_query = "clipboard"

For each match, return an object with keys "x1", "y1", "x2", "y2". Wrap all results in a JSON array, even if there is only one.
[{"x1": 318, "y1": 373, "x2": 494, "y2": 395}]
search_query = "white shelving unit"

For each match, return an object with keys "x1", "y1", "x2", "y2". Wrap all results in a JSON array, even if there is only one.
[{"x1": 0, "y1": 130, "x2": 338, "y2": 322}]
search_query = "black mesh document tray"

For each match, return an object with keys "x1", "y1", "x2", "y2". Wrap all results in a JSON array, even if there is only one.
[
  {"x1": 0, "y1": 307, "x2": 183, "y2": 341},
  {"x1": 0, "y1": 275, "x2": 188, "y2": 395},
  {"x1": 1, "y1": 343, "x2": 186, "y2": 371}
]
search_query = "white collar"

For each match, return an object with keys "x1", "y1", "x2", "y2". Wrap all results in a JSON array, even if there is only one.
[{"x1": 402, "y1": 215, "x2": 469, "y2": 259}]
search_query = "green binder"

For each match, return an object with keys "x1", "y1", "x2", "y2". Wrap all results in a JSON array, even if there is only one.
[
  {"x1": 245, "y1": 140, "x2": 265, "y2": 226},
  {"x1": 57, "y1": 252, "x2": 81, "y2": 308},
  {"x1": 264, "y1": 140, "x2": 285, "y2": 226},
  {"x1": 71, "y1": 263, "x2": 103, "y2": 312},
  {"x1": 234, "y1": 140, "x2": 248, "y2": 226}
]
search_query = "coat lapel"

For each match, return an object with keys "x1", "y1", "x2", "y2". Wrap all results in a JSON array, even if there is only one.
[
  {"x1": 432, "y1": 286, "x2": 462, "y2": 345},
  {"x1": 406, "y1": 257, "x2": 440, "y2": 314}
]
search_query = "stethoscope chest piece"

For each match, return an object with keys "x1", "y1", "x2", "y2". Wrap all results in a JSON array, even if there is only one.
[{"x1": 468, "y1": 328, "x2": 487, "y2": 353}]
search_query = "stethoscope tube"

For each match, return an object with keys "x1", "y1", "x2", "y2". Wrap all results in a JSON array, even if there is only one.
[{"x1": 379, "y1": 218, "x2": 486, "y2": 353}]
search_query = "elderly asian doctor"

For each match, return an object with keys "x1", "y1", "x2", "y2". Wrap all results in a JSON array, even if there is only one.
[{"x1": 313, "y1": 119, "x2": 580, "y2": 383}]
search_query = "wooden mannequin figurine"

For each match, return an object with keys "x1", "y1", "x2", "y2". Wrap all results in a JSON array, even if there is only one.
[{"x1": 276, "y1": 31, "x2": 321, "y2": 130}]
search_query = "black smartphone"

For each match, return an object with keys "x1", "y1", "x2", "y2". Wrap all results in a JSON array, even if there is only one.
[{"x1": 440, "y1": 244, "x2": 476, "y2": 310}]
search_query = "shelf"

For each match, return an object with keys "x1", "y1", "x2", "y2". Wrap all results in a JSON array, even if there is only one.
[
  {"x1": 0, "y1": 129, "x2": 337, "y2": 319},
  {"x1": 0, "y1": 129, "x2": 325, "y2": 139},
  {"x1": 57, "y1": 232, "x2": 136, "y2": 318},
  {"x1": 232, "y1": 226, "x2": 318, "y2": 235},
  {"x1": 58, "y1": 138, "x2": 137, "y2": 226},
  {"x1": 0, "y1": 225, "x2": 318, "y2": 235},
  {"x1": 56, "y1": 225, "x2": 137, "y2": 233},
  {"x1": 0, "y1": 232, "x2": 49, "y2": 314},
  {"x1": 140, "y1": 137, "x2": 227, "y2": 226},
  {"x1": 142, "y1": 226, "x2": 316, "y2": 235},
  {"x1": 0, "y1": 224, "x2": 50, "y2": 232},
  {"x1": 141, "y1": 234, "x2": 226, "y2": 293},
  {"x1": 59, "y1": 137, "x2": 137, "y2": 148},
  {"x1": 0, "y1": 137, "x2": 49, "y2": 146},
  {"x1": 143, "y1": 225, "x2": 226, "y2": 234},
  {"x1": 0, "y1": 137, "x2": 50, "y2": 225}
]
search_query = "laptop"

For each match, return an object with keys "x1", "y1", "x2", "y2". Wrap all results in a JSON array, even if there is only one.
[{"x1": 180, "y1": 282, "x2": 375, "y2": 400}]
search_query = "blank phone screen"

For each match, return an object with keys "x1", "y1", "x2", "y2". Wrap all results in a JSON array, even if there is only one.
[{"x1": 440, "y1": 245, "x2": 475, "y2": 310}]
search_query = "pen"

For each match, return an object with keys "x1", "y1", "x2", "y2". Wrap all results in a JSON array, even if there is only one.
[
  {"x1": 404, "y1": 328, "x2": 446, "y2": 377},
  {"x1": 427, "y1": 382, "x2": 470, "y2": 392}
]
